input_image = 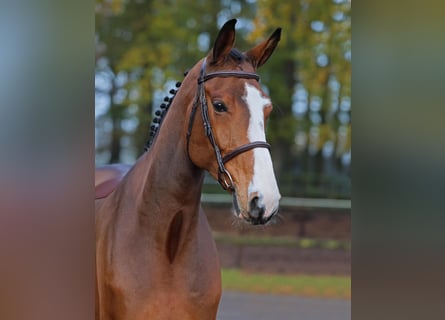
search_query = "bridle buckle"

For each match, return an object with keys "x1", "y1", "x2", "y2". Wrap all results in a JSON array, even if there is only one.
[{"x1": 218, "y1": 168, "x2": 234, "y2": 191}]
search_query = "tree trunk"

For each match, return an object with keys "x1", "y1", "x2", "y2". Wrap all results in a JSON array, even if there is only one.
[{"x1": 108, "y1": 78, "x2": 122, "y2": 163}]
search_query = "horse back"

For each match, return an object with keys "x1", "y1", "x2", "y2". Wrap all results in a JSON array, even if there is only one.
[{"x1": 95, "y1": 164, "x2": 131, "y2": 199}]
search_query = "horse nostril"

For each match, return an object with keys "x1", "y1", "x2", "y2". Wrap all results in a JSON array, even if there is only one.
[{"x1": 249, "y1": 196, "x2": 265, "y2": 219}]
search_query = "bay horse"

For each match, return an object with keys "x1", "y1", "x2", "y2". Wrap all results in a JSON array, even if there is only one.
[{"x1": 95, "y1": 19, "x2": 281, "y2": 320}]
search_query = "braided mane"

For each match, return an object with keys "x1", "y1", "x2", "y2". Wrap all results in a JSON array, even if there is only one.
[
  {"x1": 143, "y1": 73, "x2": 186, "y2": 151},
  {"x1": 144, "y1": 49, "x2": 249, "y2": 152}
]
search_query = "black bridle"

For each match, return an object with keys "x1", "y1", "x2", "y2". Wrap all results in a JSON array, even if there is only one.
[{"x1": 186, "y1": 58, "x2": 271, "y2": 192}]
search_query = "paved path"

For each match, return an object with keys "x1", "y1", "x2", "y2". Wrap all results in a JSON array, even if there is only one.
[{"x1": 217, "y1": 291, "x2": 350, "y2": 320}]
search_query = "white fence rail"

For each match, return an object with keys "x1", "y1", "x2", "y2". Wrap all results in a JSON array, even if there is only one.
[{"x1": 201, "y1": 193, "x2": 351, "y2": 210}]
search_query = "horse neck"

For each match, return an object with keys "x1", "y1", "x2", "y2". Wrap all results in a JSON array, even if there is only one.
[{"x1": 119, "y1": 71, "x2": 204, "y2": 237}]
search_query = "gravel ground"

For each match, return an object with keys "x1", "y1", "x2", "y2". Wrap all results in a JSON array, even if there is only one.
[{"x1": 217, "y1": 291, "x2": 350, "y2": 320}]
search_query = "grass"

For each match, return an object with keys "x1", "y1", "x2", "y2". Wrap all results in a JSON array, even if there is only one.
[
  {"x1": 214, "y1": 233, "x2": 351, "y2": 251},
  {"x1": 221, "y1": 269, "x2": 351, "y2": 299}
]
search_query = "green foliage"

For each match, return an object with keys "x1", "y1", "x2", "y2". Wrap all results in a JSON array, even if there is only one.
[
  {"x1": 95, "y1": 0, "x2": 351, "y2": 197},
  {"x1": 249, "y1": 0, "x2": 351, "y2": 197}
]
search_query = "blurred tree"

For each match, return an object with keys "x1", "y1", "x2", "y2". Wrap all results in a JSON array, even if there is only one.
[
  {"x1": 95, "y1": 0, "x2": 146, "y2": 162},
  {"x1": 250, "y1": 0, "x2": 350, "y2": 197},
  {"x1": 95, "y1": 0, "x2": 351, "y2": 198},
  {"x1": 95, "y1": 0, "x2": 257, "y2": 161}
]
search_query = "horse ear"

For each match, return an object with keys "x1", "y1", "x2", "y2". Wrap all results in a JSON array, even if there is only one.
[
  {"x1": 210, "y1": 19, "x2": 237, "y2": 64},
  {"x1": 246, "y1": 28, "x2": 282, "y2": 69}
]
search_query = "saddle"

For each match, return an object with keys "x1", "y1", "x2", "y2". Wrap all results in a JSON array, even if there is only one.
[{"x1": 95, "y1": 164, "x2": 131, "y2": 199}]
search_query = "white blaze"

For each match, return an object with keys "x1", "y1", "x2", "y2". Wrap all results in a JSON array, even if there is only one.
[{"x1": 243, "y1": 83, "x2": 281, "y2": 217}]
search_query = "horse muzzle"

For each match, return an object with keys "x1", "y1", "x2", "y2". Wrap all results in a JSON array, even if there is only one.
[{"x1": 232, "y1": 191, "x2": 280, "y2": 225}]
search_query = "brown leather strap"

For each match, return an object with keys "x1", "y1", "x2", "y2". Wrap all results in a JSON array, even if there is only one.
[
  {"x1": 222, "y1": 141, "x2": 270, "y2": 164},
  {"x1": 200, "y1": 71, "x2": 260, "y2": 84}
]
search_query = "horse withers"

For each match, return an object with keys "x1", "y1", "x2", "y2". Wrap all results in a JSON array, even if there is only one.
[{"x1": 95, "y1": 19, "x2": 281, "y2": 320}]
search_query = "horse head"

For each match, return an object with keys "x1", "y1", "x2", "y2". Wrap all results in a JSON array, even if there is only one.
[{"x1": 186, "y1": 19, "x2": 281, "y2": 225}]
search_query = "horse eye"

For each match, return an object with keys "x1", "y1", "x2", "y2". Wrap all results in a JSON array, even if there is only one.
[{"x1": 212, "y1": 101, "x2": 228, "y2": 113}]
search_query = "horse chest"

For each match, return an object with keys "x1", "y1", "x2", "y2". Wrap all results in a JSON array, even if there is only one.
[
  {"x1": 98, "y1": 232, "x2": 221, "y2": 320},
  {"x1": 101, "y1": 261, "x2": 220, "y2": 320}
]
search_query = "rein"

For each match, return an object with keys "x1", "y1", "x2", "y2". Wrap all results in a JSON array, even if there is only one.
[{"x1": 186, "y1": 58, "x2": 271, "y2": 192}]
